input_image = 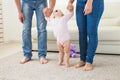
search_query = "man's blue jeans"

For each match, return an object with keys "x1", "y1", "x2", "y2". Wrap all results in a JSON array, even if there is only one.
[
  {"x1": 21, "y1": 0, "x2": 47, "y2": 59},
  {"x1": 76, "y1": 0, "x2": 104, "y2": 63}
]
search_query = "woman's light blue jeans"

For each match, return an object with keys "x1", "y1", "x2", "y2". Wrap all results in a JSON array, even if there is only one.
[
  {"x1": 21, "y1": 0, "x2": 47, "y2": 59},
  {"x1": 76, "y1": 0, "x2": 104, "y2": 63}
]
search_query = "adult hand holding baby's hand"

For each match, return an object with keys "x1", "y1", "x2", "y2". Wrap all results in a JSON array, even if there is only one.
[
  {"x1": 43, "y1": 8, "x2": 53, "y2": 17},
  {"x1": 67, "y1": 3, "x2": 74, "y2": 12}
]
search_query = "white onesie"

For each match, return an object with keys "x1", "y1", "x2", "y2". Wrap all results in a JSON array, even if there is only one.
[{"x1": 45, "y1": 10, "x2": 74, "y2": 45}]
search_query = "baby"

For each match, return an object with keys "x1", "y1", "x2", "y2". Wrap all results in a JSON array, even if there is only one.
[{"x1": 43, "y1": 6, "x2": 74, "y2": 67}]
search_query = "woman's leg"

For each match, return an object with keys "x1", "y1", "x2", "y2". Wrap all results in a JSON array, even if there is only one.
[
  {"x1": 85, "y1": 0, "x2": 104, "y2": 70},
  {"x1": 74, "y1": 2, "x2": 87, "y2": 68},
  {"x1": 86, "y1": 0, "x2": 104, "y2": 64}
]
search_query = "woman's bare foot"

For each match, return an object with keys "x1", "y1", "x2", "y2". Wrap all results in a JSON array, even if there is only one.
[
  {"x1": 19, "y1": 57, "x2": 31, "y2": 64},
  {"x1": 74, "y1": 61, "x2": 86, "y2": 68},
  {"x1": 40, "y1": 58, "x2": 48, "y2": 64},
  {"x1": 84, "y1": 63, "x2": 93, "y2": 71}
]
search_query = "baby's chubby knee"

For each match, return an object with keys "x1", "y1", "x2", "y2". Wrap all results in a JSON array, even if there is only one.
[{"x1": 64, "y1": 50, "x2": 70, "y2": 54}]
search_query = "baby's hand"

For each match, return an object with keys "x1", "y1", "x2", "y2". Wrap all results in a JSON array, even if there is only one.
[{"x1": 67, "y1": 3, "x2": 74, "y2": 12}]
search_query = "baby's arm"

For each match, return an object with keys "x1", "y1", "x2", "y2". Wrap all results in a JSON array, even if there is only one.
[
  {"x1": 63, "y1": 10, "x2": 74, "y2": 22},
  {"x1": 63, "y1": 6, "x2": 74, "y2": 22}
]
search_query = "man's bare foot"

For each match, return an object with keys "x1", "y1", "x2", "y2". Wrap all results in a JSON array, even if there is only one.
[
  {"x1": 84, "y1": 63, "x2": 93, "y2": 71},
  {"x1": 40, "y1": 58, "x2": 48, "y2": 64},
  {"x1": 74, "y1": 61, "x2": 86, "y2": 68},
  {"x1": 19, "y1": 57, "x2": 31, "y2": 64}
]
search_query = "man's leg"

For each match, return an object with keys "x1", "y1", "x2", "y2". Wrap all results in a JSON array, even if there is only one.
[
  {"x1": 35, "y1": 1, "x2": 47, "y2": 64},
  {"x1": 20, "y1": 1, "x2": 34, "y2": 64}
]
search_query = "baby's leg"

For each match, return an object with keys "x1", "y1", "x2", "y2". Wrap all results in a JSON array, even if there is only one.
[
  {"x1": 57, "y1": 42, "x2": 64, "y2": 66},
  {"x1": 63, "y1": 41, "x2": 70, "y2": 67}
]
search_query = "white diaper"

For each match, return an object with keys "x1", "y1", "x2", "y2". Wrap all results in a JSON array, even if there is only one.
[{"x1": 57, "y1": 34, "x2": 70, "y2": 45}]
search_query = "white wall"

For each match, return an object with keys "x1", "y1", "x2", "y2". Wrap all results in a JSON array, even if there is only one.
[
  {"x1": 2, "y1": 0, "x2": 120, "y2": 42},
  {"x1": 2, "y1": 0, "x2": 22, "y2": 42}
]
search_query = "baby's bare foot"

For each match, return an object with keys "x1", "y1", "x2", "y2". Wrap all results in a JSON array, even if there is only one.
[
  {"x1": 65, "y1": 63, "x2": 70, "y2": 68},
  {"x1": 84, "y1": 63, "x2": 93, "y2": 71},
  {"x1": 74, "y1": 61, "x2": 85, "y2": 68},
  {"x1": 58, "y1": 60, "x2": 63, "y2": 66}
]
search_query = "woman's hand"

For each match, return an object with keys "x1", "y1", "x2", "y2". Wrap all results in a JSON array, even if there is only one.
[{"x1": 84, "y1": 0, "x2": 93, "y2": 15}]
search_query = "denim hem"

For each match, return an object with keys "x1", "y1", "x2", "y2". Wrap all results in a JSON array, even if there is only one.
[
  {"x1": 24, "y1": 55, "x2": 32, "y2": 60},
  {"x1": 86, "y1": 60, "x2": 93, "y2": 64},
  {"x1": 39, "y1": 56, "x2": 46, "y2": 59},
  {"x1": 80, "y1": 59, "x2": 86, "y2": 62}
]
